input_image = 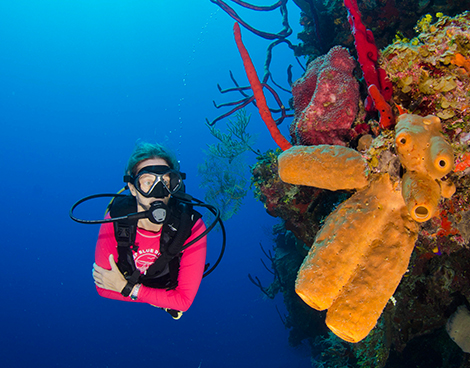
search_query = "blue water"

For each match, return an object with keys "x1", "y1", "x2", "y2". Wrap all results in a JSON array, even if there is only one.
[{"x1": 1, "y1": 1, "x2": 311, "y2": 367}]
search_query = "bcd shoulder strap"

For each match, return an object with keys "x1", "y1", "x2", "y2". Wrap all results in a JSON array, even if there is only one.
[{"x1": 109, "y1": 196, "x2": 139, "y2": 278}]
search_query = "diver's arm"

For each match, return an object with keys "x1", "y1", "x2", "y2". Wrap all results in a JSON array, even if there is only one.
[
  {"x1": 94, "y1": 221, "x2": 131, "y2": 301},
  {"x1": 93, "y1": 254, "x2": 127, "y2": 293},
  {"x1": 136, "y1": 218, "x2": 207, "y2": 311}
]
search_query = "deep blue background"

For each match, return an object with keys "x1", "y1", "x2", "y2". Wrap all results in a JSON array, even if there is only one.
[{"x1": 1, "y1": 1, "x2": 311, "y2": 367}]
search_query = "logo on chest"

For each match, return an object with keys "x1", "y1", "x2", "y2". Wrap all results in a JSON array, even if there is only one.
[{"x1": 134, "y1": 248, "x2": 161, "y2": 273}]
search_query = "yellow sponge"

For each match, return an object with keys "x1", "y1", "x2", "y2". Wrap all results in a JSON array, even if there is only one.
[
  {"x1": 325, "y1": 194, "x2": 418, "y2": 342},
  {"x1": 402, "y1": 170, "x2": 441, "y2": 222},
  {"x1": 295, "y1": 174, "x2": 419, "y2": 336},
  {"x1": 278, "y1": 145, "x2": 369, "y2": 191},
  {"x1": 395, "y1": 114, "x2": 453, "y2": 179}
]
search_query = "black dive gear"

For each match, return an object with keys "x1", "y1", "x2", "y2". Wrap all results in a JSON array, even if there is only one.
[
  {"x1": 70, "y1": 191, "x2": 225, "y2": 279},
  {"x1": 124, "y1": 165, "x2": 184, "y2": 198},
  {"x1": 147, "y1": 201, "x2": 169, "y2": 224},
  {"x1": 110, "y1": 195, "x2": 202, "y2": 291}
]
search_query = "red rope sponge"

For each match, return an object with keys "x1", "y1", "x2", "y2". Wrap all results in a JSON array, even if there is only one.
[{"x1": 233, "y1": 22, "x2": 292, "y2": 151}]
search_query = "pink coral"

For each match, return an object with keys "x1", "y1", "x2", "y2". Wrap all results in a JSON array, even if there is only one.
[{"x1": 290, "y1": 46, "x2": 360, "y2": 146}]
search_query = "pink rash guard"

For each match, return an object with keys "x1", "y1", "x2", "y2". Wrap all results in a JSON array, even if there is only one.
[{"x1": 94, "y1": 217, "x2": 207, "y2": 312}]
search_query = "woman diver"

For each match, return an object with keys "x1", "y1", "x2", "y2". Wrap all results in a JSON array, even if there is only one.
[{"x1": 91, "y1": 142, "x2": 207, "y2": 319}]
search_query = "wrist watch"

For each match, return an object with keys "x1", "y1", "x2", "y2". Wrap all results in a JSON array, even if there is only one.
[
  {"x1": 120, "y1": 281, "x2": 134, "y2": 297},
  {"x1": 120, "y1": 269, "x2": 141, "y2": 297},
  {"x1": 130, "y1": 284, "x2": 141, "y2": 300}
]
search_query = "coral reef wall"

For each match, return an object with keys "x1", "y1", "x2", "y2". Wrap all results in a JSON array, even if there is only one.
[{"x1": 250, "y1": 9, "x2": 470, "y2": 368}]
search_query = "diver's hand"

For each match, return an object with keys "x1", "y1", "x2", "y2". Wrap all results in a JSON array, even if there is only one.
[{"x1": 93, "y1": 254, "x2": 127, "y2": 293}]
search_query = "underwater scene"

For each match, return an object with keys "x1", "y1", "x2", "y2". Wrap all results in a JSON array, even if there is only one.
[{"x1": 2, "y1": 0, "x2": 470, "y2": 367}]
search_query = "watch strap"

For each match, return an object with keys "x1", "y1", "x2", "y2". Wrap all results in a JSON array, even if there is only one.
[
  {"x1": 120, "y1": 269, "x2": 141, "y2": 297},
  {"x1": 121, "y1": 282, "x2": 134, "y2": 297}
]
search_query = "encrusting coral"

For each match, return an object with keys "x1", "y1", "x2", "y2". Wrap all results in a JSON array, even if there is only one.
[
  {"x1": 290, "y1": 46, "x2": 360, "y2": 146},
  {"x1": 382, "y1": 12, "x2": 470, "y2": 122}
]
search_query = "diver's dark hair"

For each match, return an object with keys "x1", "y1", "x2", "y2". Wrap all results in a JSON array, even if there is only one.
[{"x1": 126, "y1": 141, "x2": 180, "y2": 175}]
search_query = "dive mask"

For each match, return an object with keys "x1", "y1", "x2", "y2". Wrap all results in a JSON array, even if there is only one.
[{"x1": 124, "y1": 165, "x2": 184, "y2": 198}]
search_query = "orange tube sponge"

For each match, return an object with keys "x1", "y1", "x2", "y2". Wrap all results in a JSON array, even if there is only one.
[
  {"x1": 295, "y1": 174, "x2": 418, "y2": 319},
  {"x1": 278, "y1": 145, "x2": 369, "y2": 191},
  {"x1": 395, "y1": 114, "x2": 454, "y2": 179},
  {"x1": 325, "y1": 188, "x2": 418, "y2": 342},
  {"x1": 402, "y1": 171, "x2": 441, "y2": 222},
  {"x1": 439, "y1": 178, "x2": 456, "y2": 199},
  {"x1": 426, "y1": 135, "x2": 454, "y2": 179}
]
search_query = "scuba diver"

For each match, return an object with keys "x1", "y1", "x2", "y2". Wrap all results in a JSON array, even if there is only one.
[{"x1": 71, "y1": 142, "x2": 224, "y2": 320}]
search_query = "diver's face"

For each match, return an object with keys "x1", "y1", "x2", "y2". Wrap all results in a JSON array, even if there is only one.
[{"x1": 129, "y1": 157, "x2": 171, "y2": 211}]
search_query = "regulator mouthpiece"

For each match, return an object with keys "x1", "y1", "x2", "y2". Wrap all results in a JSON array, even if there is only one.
[{"x1": 148, "y1": 201, "x2": 168, "y2": 224}]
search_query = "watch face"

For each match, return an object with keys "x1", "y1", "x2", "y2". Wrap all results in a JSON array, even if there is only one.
[{"x1": 130, "y1": 284, "x2": 140, "y2": 300}]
